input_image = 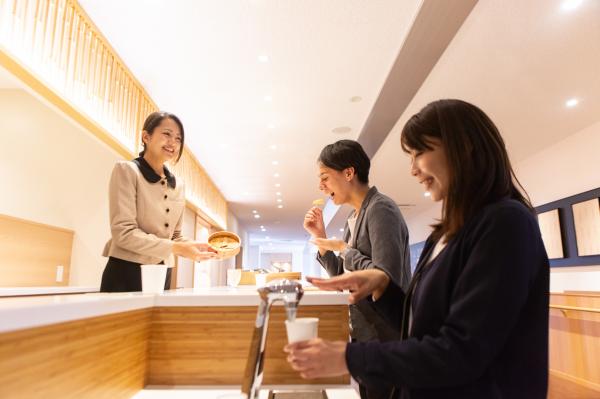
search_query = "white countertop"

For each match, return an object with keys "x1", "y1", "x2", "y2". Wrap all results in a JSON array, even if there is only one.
[
  {"x1": 0, "y1": 286, "x2": 349, "y2": 334},
  {"x1": 0, "y1": 286, "x2": 98, "y2": 297}
]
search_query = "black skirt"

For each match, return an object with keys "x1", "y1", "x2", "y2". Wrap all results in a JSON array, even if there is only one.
[{"x1": 100, "y1": 256, "x2": 172, "y2": 293}]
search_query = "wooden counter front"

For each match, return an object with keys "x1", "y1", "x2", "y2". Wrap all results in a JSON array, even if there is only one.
[
  {"x1": 0, "y1": 309, "x2": 152, "y2": 399},
  {"x1": 147, "y1": 305, "x2": 349, "y2": 385},
  {"x1": 0, "y1": 291, "x2": 350, "y2": 398}
]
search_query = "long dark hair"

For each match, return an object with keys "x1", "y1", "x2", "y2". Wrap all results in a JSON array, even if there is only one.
[
  {"x1": 318, "y1": 140, "x2": 370, "y2": 184},
  {"x1": 139, "y1": 111, "x2": 185, "y2": 162},
  {"x1": 401, "y1": 99, "x2": 532, "y2": 242}
]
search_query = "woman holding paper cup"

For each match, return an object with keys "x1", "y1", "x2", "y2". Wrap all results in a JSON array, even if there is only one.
[
  {"x1": 304, "y1": 139, "x2": 411, "y2": 399},
  {"x1": 100, "y1": 111, "x2": 217, "y2": 293},
  {"x1": 288, "y1": 100, "x2": 549, "y2": 398}
]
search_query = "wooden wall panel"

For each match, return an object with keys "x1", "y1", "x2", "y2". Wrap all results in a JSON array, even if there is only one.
[
  {"x1": 572, "y1": 198, "x2": 600, "y2": 256},
  {"x1": 148, "y1": 305, "x2": 350, "y2": 385},
  {"x1": 537, "y1": 209, "x2": 564, "y2": 259},
  {"x1": 0, "y1": 213, "x2": 73, "y2": 287},
  {"x1": 549, "y1": 293, "x2": 600, "y2": 393},
  {"x1": 0, "y1": 309, "x2": 152, "y2": 399}
]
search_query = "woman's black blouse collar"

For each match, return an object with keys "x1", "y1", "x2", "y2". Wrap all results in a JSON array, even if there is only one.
[{"x1": 133, "y1": 157, "x2": 176, "y2": 189}]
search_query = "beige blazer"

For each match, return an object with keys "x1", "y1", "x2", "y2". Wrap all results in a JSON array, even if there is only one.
[{"x1": 102, "y1": 158, "x2": 188, "y2": 266}]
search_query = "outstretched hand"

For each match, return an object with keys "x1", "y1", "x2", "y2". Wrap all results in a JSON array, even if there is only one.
[
  {"x1": 307, "y1": 269, "x2": 391, "y2": 304},
  {"x1": 310, "y1": 237, "x2": 348, "y2": 253},
  {"x1": 173, "y1": 241, "x2": 218, "y2": 262}
]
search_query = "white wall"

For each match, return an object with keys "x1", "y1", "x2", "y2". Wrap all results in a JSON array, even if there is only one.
[
  {"x1": 516, "y1": 120, "x2": 600, "y2": 207},
  {"x1": 0, "y1": 89, "x2": 121, "y2": 287},
  {"x1": 176, "y1": 206, "x2": 196, "y2": 288},
  {"x1": 515, "y1": 120, "x2": 600, "y2": 292}
]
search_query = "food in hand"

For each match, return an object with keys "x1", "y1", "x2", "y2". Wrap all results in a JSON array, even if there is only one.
[
  {"x1": 209, "y1": 236, "x2": 239, "y2": 250},
  {"x1": 312, "y1": 198, "x2": 325, "y2": 206},
  {"x1": 207, "y1": 231, "x2": 241, "y2": 260}
]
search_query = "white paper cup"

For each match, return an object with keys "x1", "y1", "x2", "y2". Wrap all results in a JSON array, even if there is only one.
[
  {"x1": 141, "y1": 264, "x2": 169, "y2": 294},
  {"x1": 285, "y1": 317, "x2": 319, "y2": 343},
  {"x1": 227, "y1": 268, "x2": 242, "y2": 287},
  {"x1": 255, "y1": 273, "x2": 268, "y2": 287}
]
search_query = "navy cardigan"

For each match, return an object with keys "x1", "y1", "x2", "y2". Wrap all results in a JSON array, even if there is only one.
[{"x1": 346, "y1": 199, "x2": 549, "y2": 399}]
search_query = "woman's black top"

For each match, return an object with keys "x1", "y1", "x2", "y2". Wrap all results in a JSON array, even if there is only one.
[{"x1": 346, "y1": 199, "x2": 549, "y2": 399}]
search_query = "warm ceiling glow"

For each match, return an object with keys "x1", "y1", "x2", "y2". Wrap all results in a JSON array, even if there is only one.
[
  {"x1": 424, "y1": 192, "x2": 431, "y2": 197},
  {"x1": 565, "y1": 98, "x2": 579, "y2": 108},
  {"x1": 277, "y1": 204, "x2": 283, "y2": 209},
  {"x1": 561, "y1": 0, "x2": 583, "y2": 11}
]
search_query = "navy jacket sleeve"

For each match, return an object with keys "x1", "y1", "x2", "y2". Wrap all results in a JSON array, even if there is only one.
[{"x1": 346, "y1": 204, "x2": 546, "y2": 389}]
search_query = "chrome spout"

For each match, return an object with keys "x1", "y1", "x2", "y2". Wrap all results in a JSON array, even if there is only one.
[{"x1": 241, "y1": 279, "x2": 304, "y2": 399}]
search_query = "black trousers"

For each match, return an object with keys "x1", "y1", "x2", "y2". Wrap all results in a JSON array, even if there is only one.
[{"x1": 100, "y1": 256, "x2": 171, "y2": 293}]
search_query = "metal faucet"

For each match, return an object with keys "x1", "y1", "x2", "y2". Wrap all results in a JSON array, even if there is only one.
[{"x1": 241, "y1": 279, "x2": 304, "y2": 399}]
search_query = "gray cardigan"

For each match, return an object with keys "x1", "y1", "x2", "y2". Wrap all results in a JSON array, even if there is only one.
[{"x1": 317, "y1": 186, "x2": 411, "y2": 341}]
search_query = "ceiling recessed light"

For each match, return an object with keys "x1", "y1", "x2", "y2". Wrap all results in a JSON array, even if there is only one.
[
  {"x1": 273, "y1": 173, "x2": 280, "y2": 178},
  {"x1": 561, "y1": 0, "x2": 583, "y2": 11},
  {"x1": 424, "y1": 192, "x2": 431, "y2": 197},
  {"x1": 275, "y1": 183, "x2": 281, "y2": 187},
  {"x1": 350, "y1": 96, "x2": 362, "y2": 103},
  {"x1": 258, "y1": 55, "x2": 269, "y2": 63},
  {"x1": 252, "y1": 210, "x2": 257, "y2": 214},
  {"x1": 277, "y1": 198, "x2": 282, "y2": 203},
  {"x1": 264, "y1": 95, "x2": 272, "y2": 102},
  {"x1": 269, "y1": 144, "x2": 277, "y2": 150},
  {"x1": 272, "y1": 160, "x2": 279, "y2": 165},
  {"x1": 260, "y1": 225, "x2": 264, "y2": 228},
  {"x1": 332, "y1": 126, "x2": 352, "y2": 134},
  {"x1": 261, "y1": 229, "x2": 266, "y2": 232},
  {"x1": 339, "y1": 228, "x2": 344, "y2": 232},
  {"x1": 276, "y1": 192, "x2": 281, "y2": 196},
  {"x1": 254, "y1": 214, "x2": 261, "y2": 219},
  {"x1": 277, "y1": 204, "x2": 283, "y2": 209},
  {"x1": 565, "y1": 98, "x2": 579, "y2": 108}
]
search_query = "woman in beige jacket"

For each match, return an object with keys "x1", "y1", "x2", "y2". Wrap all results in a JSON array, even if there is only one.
[{"x1": 100, "y1": 111, "x2": 216, "y2": 292}]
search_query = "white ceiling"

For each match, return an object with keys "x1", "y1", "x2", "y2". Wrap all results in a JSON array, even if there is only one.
[
  {"x1": 370, "y1": 0, "x2": 600, "y2": 233},
  {"x1": 78, "y1": 0, "x2": 600, "y2": 243},
  {"x1": 78, "y1": 0, "x2": 423, "y2": 241}
]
